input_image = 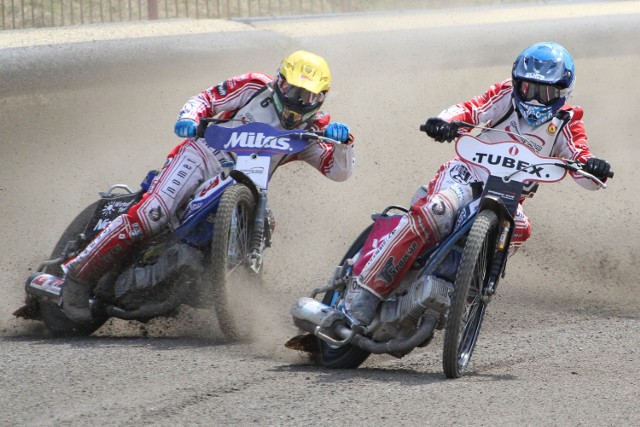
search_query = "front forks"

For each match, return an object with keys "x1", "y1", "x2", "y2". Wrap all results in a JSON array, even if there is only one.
[
  {"x1": 483, "y1": 242, "x2": 509, "y2": 303},
  {"x1": 248, "y1": 190, "x2": 268, "y2": 273}
]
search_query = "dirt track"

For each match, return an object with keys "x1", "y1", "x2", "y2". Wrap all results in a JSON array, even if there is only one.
[{"x1": 1, "y1": 2, "x2": 639, "y2": 425}]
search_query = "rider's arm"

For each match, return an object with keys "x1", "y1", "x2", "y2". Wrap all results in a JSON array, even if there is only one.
[
  {"x1": 282, "y1": 112, "x2": 356, "y2": 182},
  {"x1": 438, "y1": 79, "x2": 514, "y2": 126},
  {"x1": 553, "y1": 107, "x2": 603, "y2": 190},
  {"x1": 176, "y1": 72, "x2": 273, "y2": 122}
]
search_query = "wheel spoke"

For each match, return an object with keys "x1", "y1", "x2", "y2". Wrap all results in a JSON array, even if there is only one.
[
  {"x1": 226, "y1": 203, "x2": 250, "y2": 271},
  {"x1": 443, "y1": 210, "x2": 499, "y2": 378},
  {"x1": 210, "y1": 184, "x2": 259, "y2": 341}
]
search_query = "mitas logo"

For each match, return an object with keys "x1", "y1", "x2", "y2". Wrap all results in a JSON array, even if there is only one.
[{"x1": 224, "y1": 132, "x2": 291, "y2": 150}]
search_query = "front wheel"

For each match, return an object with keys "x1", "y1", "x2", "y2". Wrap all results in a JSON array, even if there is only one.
[
  {"x1": 319, "y1": 224, "x2": 374, "y2": 369},
  {"x1": 209, "y1": 184, "x2": 260, "y2": 341},
  {"x1": 443, "y1": 210, "x2": 499, "y2": 378}
]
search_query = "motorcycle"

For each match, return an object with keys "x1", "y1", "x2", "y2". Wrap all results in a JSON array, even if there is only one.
[
  {"x1": 286, "y1": 122, "x2": 613, "y2": 378},
  {"x1": 14, "y1": 120, "x2": 337, "y2": 340}
]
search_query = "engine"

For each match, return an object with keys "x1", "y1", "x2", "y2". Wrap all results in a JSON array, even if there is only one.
[
  {"x1": 373, "y1": 275, "x2": 453, "y2": 342},
  {"x1": 100, "y1": 243, "x2": 204, "y2": 310}
]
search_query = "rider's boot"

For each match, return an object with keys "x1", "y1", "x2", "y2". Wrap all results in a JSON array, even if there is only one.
[
  {"x1": 59, "y1": 213, "x2": 146, "y2": 323},
  {"x1": 61, "y1": 275, "x2": 92, "y2": 322},
  {"x1": 345, "y1": 283, "x2": 381, "y2": 326}
]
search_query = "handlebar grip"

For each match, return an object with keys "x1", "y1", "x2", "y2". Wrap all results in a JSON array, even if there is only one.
[
  {"x1": 195, "y1": 120, "x2": 207, "y2": 139},
  {"x1": 419, "y1": 120, "x2": 470, "y2": 134},
  {"x1": 195, "y1": 117, "x2": 219, "y2": 139},
  {"x1": 607, "y1": 170, "x2": 615, "y2": 179}
]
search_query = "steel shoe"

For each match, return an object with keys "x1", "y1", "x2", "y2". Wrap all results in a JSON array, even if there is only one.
[{"x1": 61, "y1": 275, "x2": 92, "y2": 322}]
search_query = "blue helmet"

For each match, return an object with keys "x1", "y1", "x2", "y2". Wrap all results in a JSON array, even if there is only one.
[{"x1": 512, "y1": 42, "x2": 575, "y2": 126}]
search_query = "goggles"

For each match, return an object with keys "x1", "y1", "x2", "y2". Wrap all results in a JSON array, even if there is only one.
[
  {"x1": 516, "y1": 80, "x2": 564, "y2": 105},
  {"x1": 276, "y1": 75, "x2": 326, "y2": 111}
]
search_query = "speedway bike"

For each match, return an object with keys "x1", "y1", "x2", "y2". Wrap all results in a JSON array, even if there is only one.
[
  {"x1": 287, "y1": 122, "x2": 613, "y2": 378},
  {"x1": 15, "y1": 120, "x2": 337, "y2": 340}
]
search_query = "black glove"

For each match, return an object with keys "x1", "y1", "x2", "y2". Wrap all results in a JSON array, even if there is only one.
[
  {"x1": 423, "y1": 117, "x2": 460, "y2": 142},
  {"x1": 583, "y1": 157, "x2": 611, "y2": 180}
]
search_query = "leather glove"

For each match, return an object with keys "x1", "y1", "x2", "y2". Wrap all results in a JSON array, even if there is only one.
[
  {"x1": 583, "y1": 157, "x2": 611, "y2": 180},
  {"x1": 423, "y1": 117, "x2": 460, "y2": 142},
  {"x1": 174, "y1": 119, "x2": 197, "y2": 138},
  {"x1": 325, "y1": 122, "x2": 350, "y2": 143}
]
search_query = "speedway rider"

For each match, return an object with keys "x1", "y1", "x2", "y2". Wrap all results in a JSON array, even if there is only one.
[
  {"x1": 345, "y1": 42, "x2": 612, "y2": 326},
  {"x1": 61, "y1": 50, "x2": 356, "y2": 322}
]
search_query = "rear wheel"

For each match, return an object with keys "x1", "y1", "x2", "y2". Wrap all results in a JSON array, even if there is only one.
[
  {"x1": 209, "y1": 184, "x2": 260, "y2": 341},
  {"x1": 40, "y1": 201, "x2": 108, "y2": 337},
  {"x1": 38, "y1": 300, "x2": 107, "y2": 337},
  {"x1": 319, "y1": 224, "x2": 373, "y2": 369},
  {"x1": 42, "y1": 201, "x2": 99, "y2": 277},
  {"x1": 442, "y1": 210, "x2": 499, "y2": 378}
]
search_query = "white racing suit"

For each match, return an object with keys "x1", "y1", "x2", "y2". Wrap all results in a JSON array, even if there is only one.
[
  {"x1": 64, "y1": 72, "x2": 355, "y2": 284},
  {"x1": 354, "y1": 79, "x2": 600, "y2": 300}
]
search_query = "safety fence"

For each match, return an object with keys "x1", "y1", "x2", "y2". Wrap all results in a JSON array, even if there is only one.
[{"x1": 1, "y1": 0, "x2": 429, "y2": 30}]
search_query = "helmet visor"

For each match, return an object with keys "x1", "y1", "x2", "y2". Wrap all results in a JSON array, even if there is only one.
[
  {"x1": 277, "y1": 76, "x2": 326, "y2": 111},
  {"x1": 516, "y1": 80, "x2": 564, "y2": 106}
]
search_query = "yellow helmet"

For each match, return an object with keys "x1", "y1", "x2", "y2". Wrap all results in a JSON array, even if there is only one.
[{"x1": 273, "y1": 50, "x2": 332, "y2": 129}]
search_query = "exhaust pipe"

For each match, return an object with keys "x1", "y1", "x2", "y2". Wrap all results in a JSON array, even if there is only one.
[
  {"x1": 290, "y1": 297, "x2": 439, "y2": 355},
  {"x1": 290, "y1": 297, "x2": 345, "y2": 328},
  {"x1": 344, "y1": 316, "x2": 437, "y2": 355},
  {"x1": 25, "y1": 273, "x2": 62, "y2": 305}
]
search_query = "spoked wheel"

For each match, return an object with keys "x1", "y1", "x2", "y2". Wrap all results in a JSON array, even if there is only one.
[
  {"x1": 210, "y1": 184, "x2": 260, "y2": 342},
  {"x1": 40, "y1": 201, "x2": 108, "y2": 337},
  {"x1": 37, "y1": 300, "x2": 107, "y2": 337},
  {"x1": 443, "y1": 210, "x2": 499, "y2": 378},
  {"x1": 319, "y1": 224, "x2": 373, "y2": 369}
]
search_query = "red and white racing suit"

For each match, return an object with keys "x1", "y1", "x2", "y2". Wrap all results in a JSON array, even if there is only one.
[
  {"x1": 64, "y1": 72, "x2": 356, "y2": 284},
  {"x1": 355, "y1": 79, "x2": 600, "y2": 299}
]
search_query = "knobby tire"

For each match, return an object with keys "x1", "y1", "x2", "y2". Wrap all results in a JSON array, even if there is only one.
[
  {"x1": 209, "y1": 184, "x2": 259, "y2": 342},
  {"x1": 443, "y1": 210, "x2": 499, "y2": 378},
  {"x1": 40, "y1": 201, "x2": 107, "y2": 337},
  {"x1": 319, "y1": 224, "x2": 374, "y2": 369}
]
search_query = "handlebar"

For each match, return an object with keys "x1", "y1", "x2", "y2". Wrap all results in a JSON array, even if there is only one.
[
  {"x1": 418, "y1": 120, "x2": 475, "y2": 133},
  {"x1": 559, "y1": 160, "x2": 614, "y2": 184},
  {"x1": 196, "y1": 117, "x2": 217, "y2": 139},
  {"x1": 419, "y1": 119, "x2": 614, "y2": 181},
  {"x1": 195, "y1": 117, "x2": 341, "y2": 144},
  {"x1": 301, "y1": 130, "x2": 343, "y2": 144}
]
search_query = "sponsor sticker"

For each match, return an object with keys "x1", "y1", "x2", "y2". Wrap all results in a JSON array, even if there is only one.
[
  {"x1": 431, "y1": 201, "x2": 446, "y2": 215},
  {"x1": 216, "y1": 82, "x2": 229, "y2": 96},
  {"x1": 148, "y1": 206, "x2": 163, "y2": 222}
]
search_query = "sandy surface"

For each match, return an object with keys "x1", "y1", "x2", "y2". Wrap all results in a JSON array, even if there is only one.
[{"x1": 1, "y1": 2, "x2": 639, "y2": 425}]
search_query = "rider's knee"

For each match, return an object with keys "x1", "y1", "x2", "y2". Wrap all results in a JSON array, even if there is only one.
[
  {"x1": 128, "y1": 194, "x2": 170, "y2": 237},
  {"x1": 411, "y1": 184, "x2": 474, "y2": 238},
  {"x1": 512, "y1": 210, "x2": 532, "y2": 244}
]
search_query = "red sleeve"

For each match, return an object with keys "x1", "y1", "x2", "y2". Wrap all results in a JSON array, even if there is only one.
[
  {"x1": 439, "y1": 79, "x2": 513, "y2": 127},
  {"x1": 177, "y1": 72, "x2": 272, "y2": 122},
  {"x1": 309, "y1": 111, "x2": 331, "y2": 131},
  {"x1": 560, "y1": 105, "x2": 592, "y2": 163}
]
